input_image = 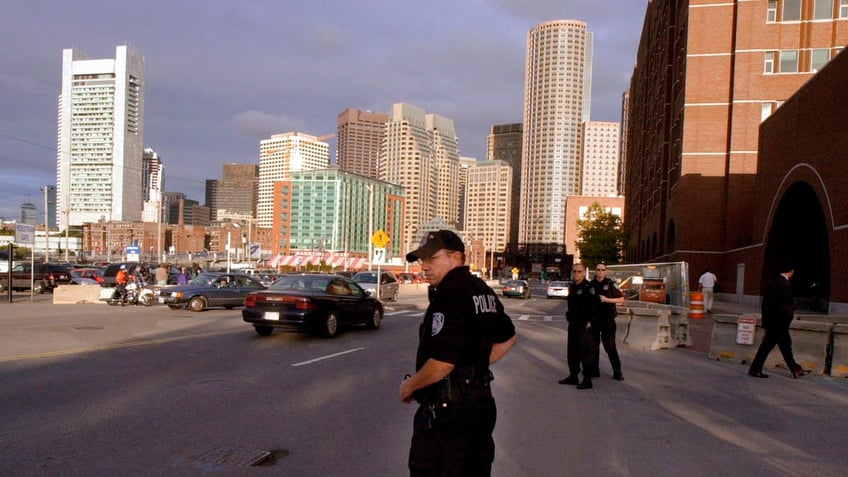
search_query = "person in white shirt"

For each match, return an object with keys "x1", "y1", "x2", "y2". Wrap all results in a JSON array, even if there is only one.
[{"x1": 698, "y1": 268, "x2": 718, "y2": 313}]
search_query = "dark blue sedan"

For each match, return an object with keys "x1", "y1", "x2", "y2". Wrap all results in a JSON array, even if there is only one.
[
  {"x1": 158, "y1": 272, "x2": 266, "y2": 311},
  {"x1": 242, "y1": 273, "x2": 383, "y2": 338}
]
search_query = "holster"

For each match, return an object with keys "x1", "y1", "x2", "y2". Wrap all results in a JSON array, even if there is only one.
[{"x1": 435, "y1": 366, "x2": 494, "y2": 404}]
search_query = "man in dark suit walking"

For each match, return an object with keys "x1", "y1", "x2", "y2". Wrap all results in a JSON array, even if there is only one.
[{"x1": 748, "y1": 261, "x2": 812, "y2": 379}]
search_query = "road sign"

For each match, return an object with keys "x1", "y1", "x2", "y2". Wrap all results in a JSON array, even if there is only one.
[
  {"x1": 736, "y1": 316, "x2": 757, "y2": 345},
  {"x1": 371, "y1": 229, "x2": 390, "y2": 248},
  {"x1": 126, "y1": 246, "x2": 140, "y2": 262},
  {"x1": 373, "y1": 247, "x2": 386, "y2": 264},
  {"x1": 15, "y1": 224, "x2": 35, "y2": 245}
]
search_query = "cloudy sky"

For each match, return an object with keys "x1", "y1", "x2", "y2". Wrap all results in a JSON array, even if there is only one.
[{"x1": 0, "y1": 0, "x2": 647, "y2": 222}]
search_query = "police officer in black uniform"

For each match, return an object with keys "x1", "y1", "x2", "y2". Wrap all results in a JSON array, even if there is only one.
[
  {"x1": 558, "y1": 262, "x2": 597, "y2": 389},
  {"x1": 399, "y1": 230, "x2": 517, "y2": 476},
  {"x1": 589, "y1": 263, "x2": 626, "y2": 381}
]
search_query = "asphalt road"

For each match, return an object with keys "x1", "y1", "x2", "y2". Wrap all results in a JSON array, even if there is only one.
[{"x1": 1, "y1": 283, "x2": 846, "y2": 476}]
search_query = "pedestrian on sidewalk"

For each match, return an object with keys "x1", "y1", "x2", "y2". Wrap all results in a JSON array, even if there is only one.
[
  {"x1": 589, "y1": 263, "x2": 626, "y2": 381},
  {"x1": 698, "y1": 267, "x2": 718, "y2": 313},
  {"x1": 558, "y1": 262, "x2": 597, "y2": 389},
  {"x1": 748, "y1": 261, "x2": 811, "y2": 379}
]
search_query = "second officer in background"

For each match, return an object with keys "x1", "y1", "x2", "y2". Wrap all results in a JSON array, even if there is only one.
[
  {"x1": 558, "y1": 262, "x2": 597, "y2": 389},
  {"x1": 589, "y1": 263, "x2": 626, "y2": 380}
]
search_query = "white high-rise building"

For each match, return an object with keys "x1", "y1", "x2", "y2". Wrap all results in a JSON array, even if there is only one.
[
  {"x1": 381, "y1": 103, "x2": 461, "y2": 250},
  {"x1": 580, "y1": 121, "x2": 620, "y2": 196},
  {"x1": 141, "y1": 148, "x2": 164, "y2": 223},
  {"x1": 519, "y1": 20, "x2": 592, "y2": 246},
  {"x1": 257, "y1": 132, "x2": 330, "y2": 228},
  {"x1": 57, "y1": 45, "x2": 144, "y2": 229},
  {"x1": 464, "y1": 160, "x2": 512, "y2": 256},
  {"x1": 431, "y1": 114, "x2": 461, "y2": 228}
]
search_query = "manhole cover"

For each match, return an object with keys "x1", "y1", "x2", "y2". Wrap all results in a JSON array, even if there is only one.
[{"x1": 193, "y1": 447, "x2": 273, "y2": 466}]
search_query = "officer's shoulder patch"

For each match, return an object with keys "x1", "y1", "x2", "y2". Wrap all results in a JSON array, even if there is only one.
[{"x1": 431, "y1": 313, "x2": 445, "y2": 336}]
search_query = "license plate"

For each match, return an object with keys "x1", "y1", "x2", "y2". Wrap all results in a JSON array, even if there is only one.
[{"x1": 264, "y1": 311, "x2": 280, "y2": 321}]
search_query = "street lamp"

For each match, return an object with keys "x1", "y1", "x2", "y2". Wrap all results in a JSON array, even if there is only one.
[{"x1": 41, "y1": 185, "x2": 54, "y2": 262}]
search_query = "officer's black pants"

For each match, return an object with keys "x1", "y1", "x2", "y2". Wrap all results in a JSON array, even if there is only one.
[
  {"x1": 409, "y1": 396, "x2": 496, "y2": 476},
  {"x1": 590, "y1": 317, "x2": 622, "y2": 374},
  {"x1": 567, "y1": 322, "x2": 596, "y2": 378}
]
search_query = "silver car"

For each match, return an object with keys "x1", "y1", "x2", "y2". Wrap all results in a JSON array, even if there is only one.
[{"x1": 352, "y1": 270, "x2": 399, "y2": 302}]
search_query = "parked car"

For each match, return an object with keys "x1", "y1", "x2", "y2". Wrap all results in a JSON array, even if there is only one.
[
  {"x1": 0, "y1": 262, "x2": 73, "y2": 294},
  {"x1": 254, "y1": 272, "x2": 279, "y2": 287},
  {"x1": 352, "y1": 270, "x2": 399, "y2": 301},
  {"x1": 70, "y1": 268, "x2": 105, "y2": 285},
  {"x1": 503, "y1": 279, "x2": 532, "y2": 299},
  {"x1": 397, "y1": 272, "x2": 415, "y2": 284},
  {"x1": 546, "y1": 280, "x2": 570, "y2": 299},
  {"x1": 242, "y1": 273, "x2": 383, "y2": 338},
  {"x1": 158, "y1": 272, "x2": 266, "y2": 311},
  {"x1": 101, "y1": 262, "x2": 140, "y2": 287}
]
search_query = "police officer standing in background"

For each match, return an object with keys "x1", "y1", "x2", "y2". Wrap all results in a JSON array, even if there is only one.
[
  {"x1": 589, "y1": 263, "x2": 626, "y2": 381},
  {"x1": 558, "y1": 262, "x2": 597, "y2": 389},
  {"x1": 399, "y1": 230, "x2": 517, "y2": 476}
]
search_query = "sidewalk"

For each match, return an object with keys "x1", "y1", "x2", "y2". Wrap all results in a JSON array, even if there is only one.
[{"x1": 686, "y1": 298, "x2": 760, "y2": 353}]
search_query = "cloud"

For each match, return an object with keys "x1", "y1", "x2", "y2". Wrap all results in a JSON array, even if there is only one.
[{"x1": 231, "y1": 111, "x2": 310, "y2": 139}]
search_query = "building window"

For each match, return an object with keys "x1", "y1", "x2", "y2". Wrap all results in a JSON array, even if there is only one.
[
  {"x1": 841, "y1": 0, "x2": 848, "y2": 17},
  {"x1": 779, "y1": 50, "x2": 798, "y2": 72},
  {"x1": 814, "y1": 0, "x2": 834, "y2": 19},
  {"x1": 783, "y1": 0, "x2": 802, "y2": 21},
  {"x1": 764, "y1": 51, "x2": 775, "y2": 73},
  {"x1": 761, "y1": 103, "x2": 773, "y2": 122},
  {"x1": 767, "y1": 0, "x2": 778, "y2": 21},
  {"x1": 811, "y1": 49, "x2": 831, "y2": 72}
]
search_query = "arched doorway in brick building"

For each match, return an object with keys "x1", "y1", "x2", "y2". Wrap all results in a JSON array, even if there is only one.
[{"x1": 762, "y1": 181, "x2": 830, "y2": 311}]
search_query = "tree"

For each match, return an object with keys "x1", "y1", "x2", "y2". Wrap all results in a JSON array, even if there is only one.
[{"x1": 575, "y1": 202, "x2": 628, "y2": 267}]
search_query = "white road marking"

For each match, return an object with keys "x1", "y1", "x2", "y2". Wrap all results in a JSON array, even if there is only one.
[{"x1": 291, "y1": 347, "x2": 365, "y2": 367}]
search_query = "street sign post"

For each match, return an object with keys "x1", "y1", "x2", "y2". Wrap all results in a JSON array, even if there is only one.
[{"x1": 370, "y1": 230, "x2": 390, "y2": 301}]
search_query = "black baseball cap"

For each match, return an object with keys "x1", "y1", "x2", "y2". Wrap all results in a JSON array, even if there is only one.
[{"x1": 406, "y1": 230, "x2": 465, "y2": 262}]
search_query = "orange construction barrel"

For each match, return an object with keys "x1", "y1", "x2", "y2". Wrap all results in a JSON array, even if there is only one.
[{"x1": 690, "y1": 291, "x2": 705, "y2": 319}]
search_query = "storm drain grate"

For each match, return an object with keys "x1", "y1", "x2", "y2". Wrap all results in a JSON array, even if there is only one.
[{"x1": 193, "y1": 446, "x2": 274, "y2": 467}]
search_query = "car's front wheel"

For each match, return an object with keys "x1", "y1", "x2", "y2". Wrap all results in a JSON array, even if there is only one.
[
  {"x1": 366, "y1": 308, "x2": 382, "y2": 330},
  {"x1": 254, "y1": 325, "x2": 273, "y2": 336},
  {"x1": 188, "y1": 296, "x2": 206, "y2": 312},
  {"x1": 321, "y1": 310, "x2": 340, "y2": 338},
  {"x1": 33, "y1": 281, "x2": 46, "y2": 294}
]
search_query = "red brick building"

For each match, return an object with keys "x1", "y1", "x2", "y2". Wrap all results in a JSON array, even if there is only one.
[{"x1": 625, "y1": 0, "x2": 848, "y2": 311}]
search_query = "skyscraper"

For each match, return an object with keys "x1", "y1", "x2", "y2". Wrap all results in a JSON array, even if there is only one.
[
  {"x1": 580, "y1": 121, "x2": 620, "y2": 196},
  {"x1": 519, "y1": 20, "x2": 592, "y2": 249},
  {"x1": 141, "y1": 148, "x2": 163, "y2": 223},
  {"x1": 431, "y1": 114, "x2": 462, "y2": 228},
  {"x1": 381, "y1": 103, "x2": 461, "y2": 250},
  {"x1": 487, "y1": 123, "x2": 523, "y2": 250},
  {"x1": 257, "y1": 132, "x2": 330, "y2": 228},
  {"x1": 464, "y1": 160, "x2": 512, "y2": 258},
  {"x1": 57, "y1": 45, "x2": 144, "y2": 229},
  {"x1": 337, "y1": 108, "x2": 388, "y2": 179},
  {"x1": 215, "y1": 164, "x2": 258, "y2": 222}
]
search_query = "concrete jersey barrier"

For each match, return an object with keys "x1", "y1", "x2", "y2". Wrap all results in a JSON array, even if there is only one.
[
  {"x1": 53, "y1": 284, "x2": 106, "y2": 304},
  {"x1": 709, "y1": 313, "x2": 847, "y2": 376},
  {"x1": 832, "y1": 324, "x2": 848, "y2": 378}
]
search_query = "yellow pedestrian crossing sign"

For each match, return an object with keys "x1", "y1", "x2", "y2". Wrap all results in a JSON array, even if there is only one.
[{"x1": 371, "y1": 229, "x2": 390, "y2": 248}]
